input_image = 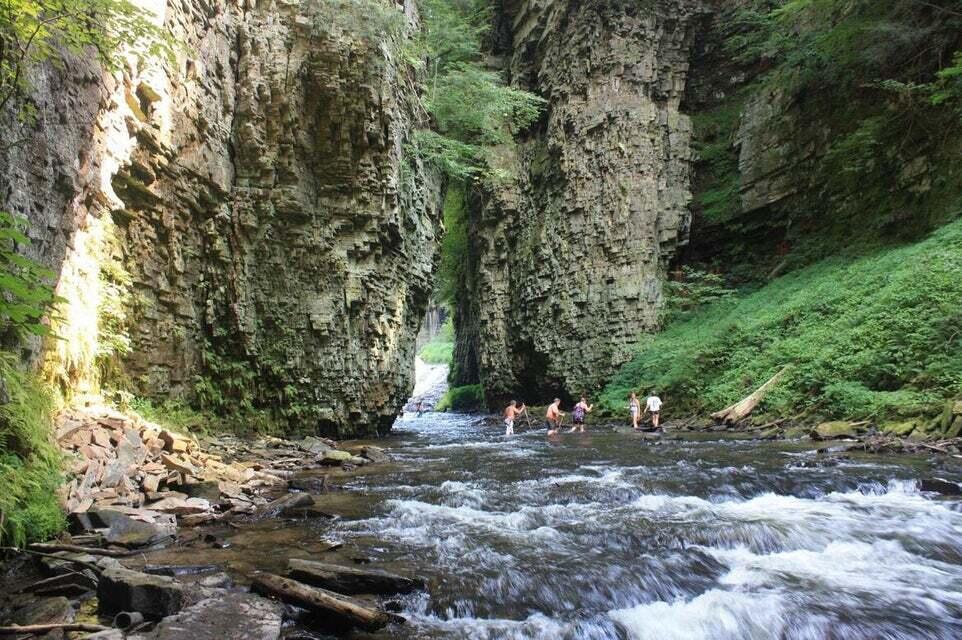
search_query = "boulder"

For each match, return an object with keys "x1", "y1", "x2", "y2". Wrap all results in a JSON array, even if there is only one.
[
  {"x1": 147, "y1": 593, "x2": 282, "y2": 640},
  {"x1": 813, "y1": 421, "x2": 863, "y2": 439},
  {"x1": 919, "y1": 478, "x2": 962, "y2": 495},
  {"x1": 259, "y1": 492, "x2": 314, "y2": 517},
  {"x1": 360, "y1": 446, "x2": 388, "y2": 463},
  {"x1": 102, "y1": 510, "x2": 176, "y2": 548},
  {"x1": 147, "y1": 497, "x2": 211, "y2": 515},
  {"x1": 10, "y1": 596, "x2": 75, "y2": 629},
  {"x1": 881, "y1": 420, "x2": 917, "y2": 437},
  {"x1": 172, "y1": 480, "x2": 221, "y2": 502},
  {"x1": 299, "y1": 436, "x2": 333, "y2": 455},
  {"x1": 98, "y1": 566, "x2": 184, "y2": 618},
  {"x1": 320, "y1": 450, "x2": 353, "y2": 465}
]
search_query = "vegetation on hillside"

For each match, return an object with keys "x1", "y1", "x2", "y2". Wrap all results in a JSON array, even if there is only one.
[
  {"x1": 689, "y1": 0, "x2": 962, "y2": 279},
  {"x1": 602, "y1": 219, "x2": 962, "y2": 426},
  {"x1": 0, "y1": 353, "x2": 63, "y2": 546},
  {"x1": 418, "y1": 318, "x2": 455, "y2": 365},
  {"x1": 0, "y1": 0, "x2": 172, "y2": 123},
  {"x1": 410, "y1": 0, "x2": 544, "y2": 180},
  {"x1": 436, "y1": 384, "x2": 484, "y2": 412}
]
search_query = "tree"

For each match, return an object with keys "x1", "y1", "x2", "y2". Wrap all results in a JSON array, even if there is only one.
[{"x1": 0, "y1": 0, "x2": 172, "y2": 121}]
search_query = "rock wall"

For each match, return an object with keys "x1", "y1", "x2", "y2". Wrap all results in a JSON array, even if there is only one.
[
  {"x1": 454, "y1": 0, "x2": 704, "y2": 404},
  {"x1": 1, "y1": 0, "x2": 441, "y2": 437}
]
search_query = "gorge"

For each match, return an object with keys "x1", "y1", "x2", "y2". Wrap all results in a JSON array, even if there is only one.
[{"x1": 1, "y1": 0, "x2": 962, "y2": 635}]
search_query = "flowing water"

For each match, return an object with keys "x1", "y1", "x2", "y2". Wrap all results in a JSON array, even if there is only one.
[{"x1": 333, "y1": 413, "x2": 962, "y2": 640}]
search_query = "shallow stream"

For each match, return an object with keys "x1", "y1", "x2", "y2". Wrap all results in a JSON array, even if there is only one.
[{"x1": 332, "y1": 413, "x2": 962, "y2": 639}]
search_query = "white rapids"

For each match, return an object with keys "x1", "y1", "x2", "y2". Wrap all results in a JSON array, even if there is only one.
[{"x1": 333, "y1": 413, "x2": 962, "y2": 639}]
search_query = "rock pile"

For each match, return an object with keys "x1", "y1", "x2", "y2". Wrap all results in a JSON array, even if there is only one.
[{"x1": 55, "y1": 404, "x2": 384, "y2": 544}]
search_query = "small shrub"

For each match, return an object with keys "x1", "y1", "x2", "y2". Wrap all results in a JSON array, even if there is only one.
[{"x1": 436, "y1": 384, "x2": 484, "y2": 412}]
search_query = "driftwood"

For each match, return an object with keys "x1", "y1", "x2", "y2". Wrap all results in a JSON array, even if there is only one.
[
  {"x1": 251, "y1": 573, "x2": 403, "y2": 631},
  {"x1": 288, "y1": 558, "x2": 424, "y2": 595},
  {"x1": 0, "y1": 623, "x2": 109, "y2": 635},
  {"x1": 28, "y1": 542, "x2": 133, "y2": 557},
  {"x1": 711, "y1": 366, "x2": 790, "y2": 424}
]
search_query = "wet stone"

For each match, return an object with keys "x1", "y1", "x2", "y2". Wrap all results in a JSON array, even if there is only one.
[
  {"x1": 98, "y1": 566, "x2": 184, "y2": 618},
  {"x1": 143, "y1": 593, "x2": 282, "y2": 640}
]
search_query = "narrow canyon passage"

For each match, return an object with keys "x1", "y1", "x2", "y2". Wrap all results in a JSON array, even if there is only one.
[{"x1": 329, "y1": 414, "x2": 962, "y2": 639}]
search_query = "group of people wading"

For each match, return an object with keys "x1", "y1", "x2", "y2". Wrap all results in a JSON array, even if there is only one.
[{"x1": 502, "y1": 393, "x2": 663, "y2": 436}]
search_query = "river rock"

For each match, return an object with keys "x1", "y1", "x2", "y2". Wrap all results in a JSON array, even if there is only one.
[
  {"x1": 320, "y1": 450, "x2": 354, "y2": 465},
  {"x1": 299, "y1": 436, "x2": 333, "y2": 455},
  {"x1": 143, "y1": 593, "x2": 283, "y2": 640},
  {"x1": 813, "y1": 421, "x2": 864, "y2": 439},
  {"x1": 919, "y1": 478, "x2": 962, "y2": 495},
  {"x1": 9, "y1": 596, "x2": 75, "y2": 633},
  {"x1": 102, "y1": 511, "x2": 176, "y2": 548},
  {"x1": 360, "y1": 446, "x2": 389, "y2": 463},
  {"x1": 98, "y1": 566, "x2": 184, "y2": 618}
]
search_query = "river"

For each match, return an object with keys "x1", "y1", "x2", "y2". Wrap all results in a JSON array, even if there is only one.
[{"x1": 328, "y1": 413, "x2": 962, "y2": 639}]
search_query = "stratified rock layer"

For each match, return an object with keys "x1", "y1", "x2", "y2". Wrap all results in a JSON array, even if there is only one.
[
  {"x1": 455, "y1": 0, "x2": 703, "y2": 403},
  {"x1": 1, "y1": 1, "x2": 440, "y2": 436}
]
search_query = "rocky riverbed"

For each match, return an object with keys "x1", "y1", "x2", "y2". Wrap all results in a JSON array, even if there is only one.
[
  {"x1": 0, "y1": 404, "x2": 411, "y2": 639},
  {"x1": 4, "y1": 407, "x2": 962, "y2": 639}
]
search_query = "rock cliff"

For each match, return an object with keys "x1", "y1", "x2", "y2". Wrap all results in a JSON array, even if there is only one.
[
  {"x1": 1, "y1": 0, "x2": 441, "y2": 437},
  {"x1": 452, "y1": 0, "x2": 704, "y2": 404}
]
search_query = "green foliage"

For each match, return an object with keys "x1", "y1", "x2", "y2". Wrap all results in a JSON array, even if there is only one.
[
  {"x1": 0, "y1": 351, "x2": 64, "y2": 546},
  {"x1": 0, "y1": 0, "x2": 174, "y2": 121},
  {"x1": 600, "y1": 219, "x2": 962, "y2": 422},
  {"x1": 691, "y1": 100, "x2": 744, "y2": 224},
  {"x1": 435, "y1": 183, "x2": 469, "y2": 304},
  {"x1": 662, "y1": 267, "x2": 737, "y2": 325},
  {"x1": 409, "y1": 0, "x2": 545, "y2": 179},
  {"x1": 418, "y1": 318, "x2": 454, "y2": 364},
  {"x1": 96, "y1": 221, "x2": 134, "y2": 385},
  {"x1": 436, "y1": 383, "x2": 484, "y2": 412},
  {"x1": 0, "y1": 211, "x2": 58, "y2": 341}
]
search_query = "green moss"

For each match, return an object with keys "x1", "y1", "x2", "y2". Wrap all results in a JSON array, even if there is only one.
[
  {"x1": 600, "y1": 218, "x2": 962, "y2": 423},
  {"x1": 436, "y1": 384, "x2": 485, "y2": 412},
  {"x1": 0, "y1": 352, "x2": 64, "y2": 547}
]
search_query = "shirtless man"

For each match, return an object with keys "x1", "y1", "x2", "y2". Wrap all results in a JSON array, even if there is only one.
[
  {"x1": 546, "y1": 398, "x2": 564, "y2": 435},
  {"x1": 503, "y1": 400, "x2": 526, "y2": 436},
  {"x1": 569, "y1": 396, "x2": 593, "y2": 433}
]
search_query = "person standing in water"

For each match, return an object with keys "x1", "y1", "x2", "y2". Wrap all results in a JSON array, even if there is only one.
[
  {"x1": 503, "y1": 400, "x2": 526, "y2": 436},
  {"x1": 569, "y1": 396, "x2": 593, "y2": 432},
  {"x1": 629, "y1": 392, "x2": 641, "y2": 430},
  {"x1": 546, "y1": 398, "x2": 564, "y2": 435},
  {"x1": 644, "y1": 392, "x2": 663, "y2": 429}
]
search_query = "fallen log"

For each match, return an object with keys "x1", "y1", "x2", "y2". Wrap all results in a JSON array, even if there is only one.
[
  {"x1": 0, "y1": 623, "x2": 110, "y2": 635},
  {"x1": 288, "y1": 558, "x2": 424, "y2": 595},
  {"x1": 251, "y1": 573, "x2": 403, "y2": 631},
  {"x1": 0, "y1": 546, "x2": 104, "y2": 575},
  {"x1": 28, "y1": 542, "x2": 133, "y2": 557},
  {"x1": 711, "y1": 366, "x2": 790, "y2": 424}
]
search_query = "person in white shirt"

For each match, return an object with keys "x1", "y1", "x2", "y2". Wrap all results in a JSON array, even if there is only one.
[{"x1": 644, "y1": 393, "x2": 663, "y2": 429}]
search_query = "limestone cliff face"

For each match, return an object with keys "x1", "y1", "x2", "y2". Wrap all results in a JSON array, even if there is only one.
[
  {"x1": 1, "y1": 0, "x2": 441, "y2": 437},
  {"x1": 453, "y1": 0, "x2": 703, "y2": 404}
]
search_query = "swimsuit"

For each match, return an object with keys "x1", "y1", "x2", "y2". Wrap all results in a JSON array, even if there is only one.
[
  {"x1": 573, "y1": 405, "x2": 586, "y2": 424},
  {"x1": 504, "y1": 418, "x2": 514, "y2": 435}
]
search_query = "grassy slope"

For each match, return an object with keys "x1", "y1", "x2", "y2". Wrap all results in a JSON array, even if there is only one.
[
  {"x1": 600, "y1": 219, "x2": 962, "y2": 424},
  {"x1": 418, "y1": 318, "x2": 455, "y2": 365}
]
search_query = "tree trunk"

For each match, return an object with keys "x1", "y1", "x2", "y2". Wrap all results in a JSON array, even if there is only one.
[
  {"x1": 288, "y1": 558, "x2": 424, "y2": 595},
  {"x1": 711, "y1": 366, "x2": 790, "y2": 424},
  {"x1": 250, "y1": 573, "x2": 403, "y2": 631}
]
